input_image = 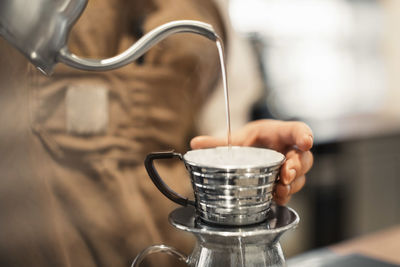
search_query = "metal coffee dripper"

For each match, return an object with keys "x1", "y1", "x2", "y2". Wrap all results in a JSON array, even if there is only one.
[
  {"x1": 145, "y1": 146, "x2": 286, "y2": 226},
  {"x1": 133, "y1": 146, "x2": 300, "y2": 267},
  {"x1": 0, "y1": 0, "x2": 219, "y2": 75}
]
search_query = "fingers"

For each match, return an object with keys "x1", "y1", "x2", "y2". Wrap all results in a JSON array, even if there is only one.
[
  {"x1": 274, "y1": 175, "x2": 306, "y2": 205},
  {"x1": 275, "y1": 183, "x2": 291, "y2": 201},
  {"x1": 280, "y1": 149, "x2": 313, "y2": 185},
  {"x1": 190, "y1": 136, "x2": 227, "y2": 149},
  {"x1": 274, "y1": 195, "x2": 291, "y2": 206},
  {"x1": 277, "y1": 121, "x2": 313, "y2": 152},
  {"x1": 238, "y1": 120, "x2": 313, "y2": 153},
  {"x1": 290, "y1": 175, "x2": 306, "y2": 195}
]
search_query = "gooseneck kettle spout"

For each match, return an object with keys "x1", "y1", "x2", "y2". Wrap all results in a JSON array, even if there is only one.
[
  {"x1": 0, "y1": 0, "x2": 219, "y2": 75},
  {"x1": 58, "y1": 20, "x2": 219, "y2": 72}
]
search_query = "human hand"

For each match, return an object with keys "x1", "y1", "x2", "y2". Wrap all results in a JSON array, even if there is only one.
[{"x1": 190, "y1": 119, "x2": 314, "y2": 205}]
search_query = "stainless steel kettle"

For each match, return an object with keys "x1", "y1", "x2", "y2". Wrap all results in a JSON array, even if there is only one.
[{"x1": 0, "y1": 0, "x2": 219, "y2": 75}]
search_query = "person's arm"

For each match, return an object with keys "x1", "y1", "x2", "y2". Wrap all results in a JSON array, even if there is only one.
[{"x1": 191, "y1": 119, "x2": 314, "y2": 205}]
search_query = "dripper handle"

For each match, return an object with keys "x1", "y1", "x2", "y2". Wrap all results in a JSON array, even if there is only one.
[
  {"x1": 58, "y1": 20, "x2": 219, "y2": 71},
  {"x1": 145, "y1": 151, "x2": 195, "y2": 207},
  {"x1": 131, "y1": 244, "x2": 188, "y2": 267}
]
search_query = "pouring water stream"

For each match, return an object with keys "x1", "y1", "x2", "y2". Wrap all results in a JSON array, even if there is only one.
[{"x1": 216, "y1": 38, "x2": 232, "y2": 147}]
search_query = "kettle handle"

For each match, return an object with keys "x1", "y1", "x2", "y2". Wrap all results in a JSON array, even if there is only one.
[
  {"x1": 131, "y1": 244, "x2": 188, "y2": 267},
  {"x1": 145, "y1": 151, "x2": 195, "y2": 207},
  {"x1": 58, "y1": 20, "x2": 219, "y2": 72}
]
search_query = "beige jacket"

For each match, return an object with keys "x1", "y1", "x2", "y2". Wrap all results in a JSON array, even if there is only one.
[{"x1": 0, "y1": 0, "x2": 224, "y2": 266}]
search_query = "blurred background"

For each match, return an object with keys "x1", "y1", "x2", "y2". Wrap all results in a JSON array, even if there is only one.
[{"x1": 200, "y1": 0, "x2": 400, "y2": 258}]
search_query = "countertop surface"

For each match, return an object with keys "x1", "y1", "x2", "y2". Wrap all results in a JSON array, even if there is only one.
[
  {"x1": 331, "y1": 225, "x2": 400, "y2": 265},
  {"x1": 288, "y1": 225, "x2": 400, "y2": 266}
]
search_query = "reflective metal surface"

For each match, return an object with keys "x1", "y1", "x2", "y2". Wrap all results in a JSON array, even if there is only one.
[
  {"x1": 0, "y1": 0, "x2": 219, "y2": 75},
  {"x1": 132, "y1": 205, "x2": 299, "y2": 267},
  {"x1": 0, "y1": 0, "x2": 87, "y2": 75},
  {"x1": 145, "y1": 147, "x2": 285, "y2": 226},
  {"x1": 59, "y1": 20, "x2": 219, "y2": 72},
  {"x1": 131, "y1": 245, "x2": 188, "y2": 267},
  {"x1": 186, "y1": 147, "x2": 284, "y2": 226}
]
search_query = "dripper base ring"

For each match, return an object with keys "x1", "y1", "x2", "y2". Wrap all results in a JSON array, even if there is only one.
[{"x1": 169, "y1": 204, "x2": 299, "y2": 238}]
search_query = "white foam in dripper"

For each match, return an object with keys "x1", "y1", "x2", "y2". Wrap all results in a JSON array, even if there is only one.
[{"x1": 184, "y1": 146, "x2": 285, "y2": 169}]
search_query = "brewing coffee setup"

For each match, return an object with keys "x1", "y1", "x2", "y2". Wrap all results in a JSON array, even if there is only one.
[
  {"x1": 132, "y1": 146, "x2": 299, "y2": 267},
  {"x1": 0, "y1": 1, "x2": 300, "y2": 266}
]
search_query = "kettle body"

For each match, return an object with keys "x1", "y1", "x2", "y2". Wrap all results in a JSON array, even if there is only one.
[{"x1": 0, "y1": 0, "x2": 87, "y2": 74}]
